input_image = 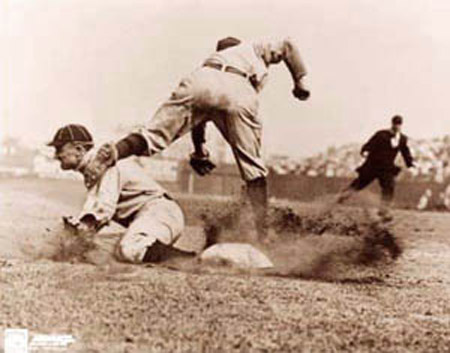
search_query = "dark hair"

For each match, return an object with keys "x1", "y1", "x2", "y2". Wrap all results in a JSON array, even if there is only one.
[
  {"x1": 392, "y1": 115, "x2": 403, "y2": 125},
  {"x1": 216, "y1": 37, "x2": 241, "y2": 51}
]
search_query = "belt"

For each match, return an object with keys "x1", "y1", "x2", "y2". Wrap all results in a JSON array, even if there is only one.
[{"x1": 203, "y1": 62, "x2": 250, "y2": 80}]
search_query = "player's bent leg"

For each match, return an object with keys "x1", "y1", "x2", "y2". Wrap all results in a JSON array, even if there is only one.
[
  {"x1": 142, "y1": 240, "x2": 196, "y2": 263},
  {"x1": 377, "y1": 172, "x2": 396, "y2": 222},
  {"x1": 336, "y1": 178, "x2": 363, "y2": 204},
  {"x1": 336, "y1": 185, "x2": 357, "y2": 204},
  {"x1": 118, "y1": 232, "x2": 158, "y2": 264},
  {"x1": 337, "y1": 167, "x2": 377, "y2": 205},
  {"x1": 134, "y1": 94, "x2": 197, "y2": 157},
  {"x1": 123, "y1": 74, "x2": 214, "y2": 159},
  {"x1": 117, "y1": 196, "x2": 187, "y2": 264},
  {"x1": 213, "y1": 106, "x2": 270, "y2": 241},
  {"x1": 378, "y1": 173, "x2": 395, "y2": 204},
  {"x1": 84, "y1": 79, "x2": 201, "y2": 188}
]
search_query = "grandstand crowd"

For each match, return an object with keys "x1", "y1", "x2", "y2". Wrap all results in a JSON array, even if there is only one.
[
  {"x1": 268, "y1": 136, "x2": 450, "y2": 210},
  {"x1": 269, "y1": 135, "x2": 450, "y2": 184},
  {"x1": 3, "y1": 134, "x2": 450, "y2": 210}
]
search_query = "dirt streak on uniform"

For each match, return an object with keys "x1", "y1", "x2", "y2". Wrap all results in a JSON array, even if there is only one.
[
  {"x1": 77, "y1": 152, "x2": 184, "y2": 263},
  {"x1": 134, "y1": 37, "x2": 307, "y2": 181}
]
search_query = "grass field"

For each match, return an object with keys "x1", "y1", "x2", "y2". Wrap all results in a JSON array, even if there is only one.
[{"x1": 0, "y1": 177, "x2": 449, "y2": 352}]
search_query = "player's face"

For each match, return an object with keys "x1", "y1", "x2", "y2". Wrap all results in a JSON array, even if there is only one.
[
  {"x1": 54, "y1": 143, "x2": 82, "y2": 170},
  {"x1": 392, "y1": 123, "x2": 402, "y2": 134}
]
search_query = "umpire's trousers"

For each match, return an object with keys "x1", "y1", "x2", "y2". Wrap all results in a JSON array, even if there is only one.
[{"x1": 349, "y1": 165, "x2": 397, "y2": 203}]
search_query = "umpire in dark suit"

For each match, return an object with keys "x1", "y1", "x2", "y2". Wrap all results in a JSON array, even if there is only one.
[{"x1": 338, "y1": 115, "x2": 414, "y2": 214}]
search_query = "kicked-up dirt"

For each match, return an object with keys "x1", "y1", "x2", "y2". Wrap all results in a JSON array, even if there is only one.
[{"x1": 0, "y1": 178, "x2": 449, "y2": 352}]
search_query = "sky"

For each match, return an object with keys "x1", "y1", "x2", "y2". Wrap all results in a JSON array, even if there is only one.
[{"x1": 1, "y1": 0, "x2": 446, "y2": 157}]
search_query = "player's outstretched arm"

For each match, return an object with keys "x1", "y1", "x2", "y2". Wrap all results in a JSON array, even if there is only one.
[
  {"x1": 282, "y1": 38, "x2": 310, "y2": 100},
  {"x1": 74, "y1": 167, "x2": 121, "y2": 232},
  {"x1": 274, "y1": 37, "x2": 310, "y2": 101},
  {"x1": 255, "y1": 37, "x2": 310, "y2": 100}
]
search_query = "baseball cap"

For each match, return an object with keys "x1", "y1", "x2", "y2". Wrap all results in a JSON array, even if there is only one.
[
  {"x1": 47, "y1": 124, "x2": 93, "y2": 148},
  {"x1": 391, "y1": 115, "x2": 403, "y2": 125},
  {"x1": 216, "y1": 37, "x2": 241, "y2": 51}
]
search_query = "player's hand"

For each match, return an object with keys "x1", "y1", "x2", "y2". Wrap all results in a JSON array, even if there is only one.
[
  {"x1": 189, "y1": 150, "x2": 216, "y2": 176},
  {"x1": 292, "y1": 81, "x2": 310, "y2": 101},
  {"x1": 62, "y1": 216, "x2": 96, "y2": 237},
  {"x1": 62, "y1": 216, "x2": 80, "y2": 234},
  {"x1": 84, "y1": 143, "x2": 118, "y2": 189}
]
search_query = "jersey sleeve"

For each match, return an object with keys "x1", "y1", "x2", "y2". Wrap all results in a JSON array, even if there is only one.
[
  {"x1": 253, "y1": 37, "x2": 308, "y2": 85},
  {"x1": 78, "y1": 167, "x2": 121, "y2": 227},
  {"x1": 400, "y1": 136, "x2": 414, "y2": 167}
]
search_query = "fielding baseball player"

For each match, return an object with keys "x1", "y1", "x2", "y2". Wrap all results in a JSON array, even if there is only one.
[
  {"x1": 48, "y1": 124, "x2": 192, "y2": 264},
  {"x1": 337, "y1": 115, "x2": 414, "y2": 218},
  {"x1": 83, "y1": 36, "x2": 310, "y2": 240}
]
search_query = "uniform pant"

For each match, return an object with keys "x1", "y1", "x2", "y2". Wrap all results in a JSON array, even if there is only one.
[
  {"x1": 116, "y1": 196, "x2": 185, "y2": 264},
  {"x1": 134, "y1": 67, "x2": 267, "y2": 181},
  {"x1": 349, "y1": 166, "x2": 396, "y2": 203}
]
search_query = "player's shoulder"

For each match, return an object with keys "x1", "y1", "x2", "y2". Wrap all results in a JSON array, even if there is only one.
[
  {"x1": 116, "y1": 156, "x2": 142, "y2": 174},
  {"x1": 374, "y1": 129, "x2": 394, "y2": 138},
  {"x1": 370, "y1": 129, "x2": 388, "y2": 138},
  {"x1": 400, "y1": 133, "x2": 409, "y2": 142}
]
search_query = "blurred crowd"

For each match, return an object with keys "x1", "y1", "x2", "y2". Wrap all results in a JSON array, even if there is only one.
[
  {"x1": 268, "y1": 135, "x2": 450, "y2": 184},
  {"x1": 268, "y1": 144, "x2": 362, "y2": 178}
]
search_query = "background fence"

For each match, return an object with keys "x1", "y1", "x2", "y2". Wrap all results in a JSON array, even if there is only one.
[{"x1": 176, "y1": 162, "x2": 444, "y2": 210}]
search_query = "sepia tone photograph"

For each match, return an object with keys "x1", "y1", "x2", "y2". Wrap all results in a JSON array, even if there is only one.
[{"x1": 1, "y1": 0, "x2": 448, "y2": 352}]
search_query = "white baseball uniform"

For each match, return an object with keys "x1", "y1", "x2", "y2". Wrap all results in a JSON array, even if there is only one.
[
  {"x1": 133, "y1": 37, "x2": 307, "y2": 181},
  {"x1": 77, "y1": 152, "x2": 185, "y2": 263}
]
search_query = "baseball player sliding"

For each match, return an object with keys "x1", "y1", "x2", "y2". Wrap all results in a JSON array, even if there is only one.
[
  {"x1": 48, "y1": 124, "x2": 193, "y2": 264},
  {"x1": 82, "y1": 36, "x2": 310, "y2": 241}
]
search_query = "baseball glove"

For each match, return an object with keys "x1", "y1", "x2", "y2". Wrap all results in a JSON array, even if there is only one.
[
  {"x1": 84, "y1": 142, "x2": 118, "y2": 189},
  {"x1": 189, "y1": 152, "x2": 216, "y2": 176}
]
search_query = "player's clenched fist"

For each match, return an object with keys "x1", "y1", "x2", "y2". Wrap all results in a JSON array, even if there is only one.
[
  {"x1": 84, "y1": 142, "x2": 119, "y2": 188},
  {"x1": 292, "y1": 81, "x2": 310, "y2": 101}
]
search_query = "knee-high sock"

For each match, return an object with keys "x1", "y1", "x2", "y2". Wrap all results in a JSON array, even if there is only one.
[{"x1": 246, "y1": 177, "x2": 269, "y2": 239}]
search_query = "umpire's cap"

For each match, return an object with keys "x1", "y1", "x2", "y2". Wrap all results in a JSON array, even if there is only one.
[
  {"x1": 391, "y1": 115, "x2": 403, "y2": 125},
  {"x1": 47, "y1": 124, "x2": 93, "y2": 148}
]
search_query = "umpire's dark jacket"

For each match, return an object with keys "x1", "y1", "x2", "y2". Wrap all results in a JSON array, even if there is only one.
[{"x1": 358, "y1": 129, "x2": 414, "y2": 174}]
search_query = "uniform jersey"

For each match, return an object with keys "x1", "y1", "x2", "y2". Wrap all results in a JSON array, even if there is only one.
[
  {"x1": 204, "y1": 37, "x2": 307, "y2": 92},
  {"x1": 126, "y1": 37, "x2": 308, "y2": 182},
  {"x1": 77, "y1": 151, "x2": 168, "y2": 227}
]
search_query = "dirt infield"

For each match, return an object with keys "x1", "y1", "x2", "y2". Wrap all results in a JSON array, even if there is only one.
[{"x1": 1, "y1": 178, "x2": 449, "y2": 352}]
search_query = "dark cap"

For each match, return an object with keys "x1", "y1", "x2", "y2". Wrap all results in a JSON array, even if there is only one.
[
  {"x1": 47, "y1": 124, "x2": 93, "y2": 148},
  {"x1": 216, "y1": 37, "x2": 241, "y2": 51},
  {"x1": 391, "y1": 115, "x2": 403, "y2": 125}
]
